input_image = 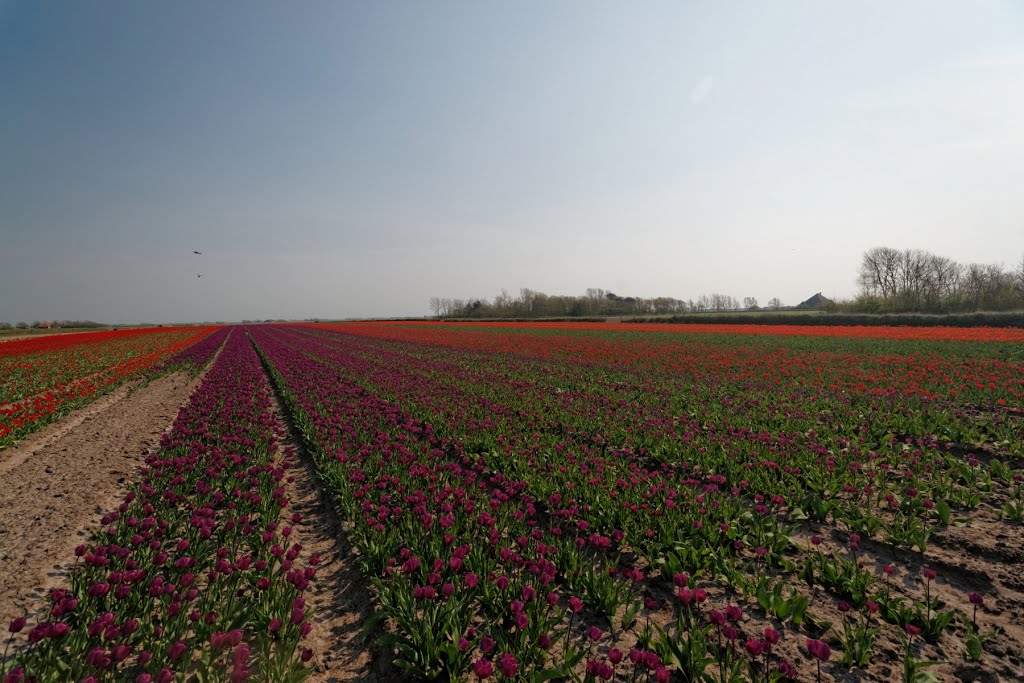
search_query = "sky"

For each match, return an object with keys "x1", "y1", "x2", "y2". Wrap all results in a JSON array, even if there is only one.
[{"x1": 1, "y1": 1, "x2": 1023, "y2": 324}]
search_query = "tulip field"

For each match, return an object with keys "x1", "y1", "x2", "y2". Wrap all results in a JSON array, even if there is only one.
[
  {"x1": 0, "y1": 327, "x2": 220, "y2": 449},
  {"x1": 3, "y1": 321, "x2": 1023, "y2": 682}
]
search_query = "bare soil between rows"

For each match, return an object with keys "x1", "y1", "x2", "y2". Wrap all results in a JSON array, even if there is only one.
[
  {"x1": 780, "y1": 514, "x2": 1024, "y2": 682},
  {"x1": 264, "y1": 365, "x2": 405, "y2": 682},
  {"x1": 0, "y1": 371, "x2": 205, "y2": 626}
]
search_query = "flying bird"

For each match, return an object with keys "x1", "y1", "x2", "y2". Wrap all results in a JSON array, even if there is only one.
[
  {"x1": 193, "y1": 251, "x2": 202, "y2": 255},
  {"x1": 197, "y1": 274, "x2": 203, "y2": 278}
]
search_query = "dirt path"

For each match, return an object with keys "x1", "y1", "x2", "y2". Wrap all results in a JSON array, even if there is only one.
[
  {"x1": 264, "y1": 370, "x2": 404, "y2": 682},
  {"x1": 0, "y1": 370, "x2": 205, "y2": 626}
]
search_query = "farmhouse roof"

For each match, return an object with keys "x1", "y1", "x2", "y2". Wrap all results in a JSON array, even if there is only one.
[{"x1": 796, "y1": 292, "x2": 834, "y2": 309}]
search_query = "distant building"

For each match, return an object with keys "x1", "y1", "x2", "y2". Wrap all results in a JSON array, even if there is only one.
[{"x1": 797, "y1": 293, "x2": 834, "y2": 310}]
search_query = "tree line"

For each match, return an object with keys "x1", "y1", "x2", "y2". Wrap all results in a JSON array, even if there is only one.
[
  {"x1": 853, "y1": 247, "x2": 1024, "y2": 313},
  {"x1": 0, "y1": 320, "x2": 106, "y2": 330},
  {"x1": 430, "y1": 246, "x2": 1024, "y2": 320},
  {"x1": 430, "y1": 288, "x2": 785, "y2": 319}
]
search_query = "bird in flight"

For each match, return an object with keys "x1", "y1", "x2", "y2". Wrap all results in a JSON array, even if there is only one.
[
  {"x1": 193, "y1": 250, "x2": 202, "y2": 255},
  {"x1": 197, "y1": 274, "x2": 203, "y2": 278}
]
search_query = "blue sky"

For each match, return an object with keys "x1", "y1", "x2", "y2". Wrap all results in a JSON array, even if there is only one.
[{"x1": 1, "y1": 1, "x2": 1023, "y2": 323}]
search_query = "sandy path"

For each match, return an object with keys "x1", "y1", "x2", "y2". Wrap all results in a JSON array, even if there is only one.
[{"x1": 0, "y1": 370, "x2": 204, "y2": 625}]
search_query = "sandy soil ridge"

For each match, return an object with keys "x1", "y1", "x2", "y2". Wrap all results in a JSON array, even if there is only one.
[
  {"x1": 262, "y1": 353, "x2": 404, "y2": 682},
  {"x1": 0, "y1": 370, "x2": 207, "y2": 626}
]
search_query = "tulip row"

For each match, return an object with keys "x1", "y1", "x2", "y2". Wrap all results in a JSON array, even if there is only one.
[
  {"x1": 250, "y1": 325, "x2": 817, "y2": 681},
  {"x1": 3, "y1": 329, "x2": 316, "y2": 682},
  {"x1": 0, "y1": 327, "x2": 221, "y2": 448},
  {"x1": 270, "y1": 326, "x2": 1012, "y2": 561},
  {"x1": 252, "y1": 323, "x2": 1020, "y2": 681},
  {"x1": 146, "y1": 326, "x2": 231, "y2": 377},
  {"x1": 308, "y1": 319, "x2": 1024, "y2": 343}
]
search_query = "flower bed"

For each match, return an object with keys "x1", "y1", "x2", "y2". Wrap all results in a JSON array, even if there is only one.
[{"x1": 3, "y1": 329, "x2": 316, "y2": 682}]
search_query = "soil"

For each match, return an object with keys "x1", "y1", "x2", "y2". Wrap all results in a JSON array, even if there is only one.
[
  {"x1": 266, "y1": 379, "x2": 405, "y2": 682},
  {"x1": 0, "y1": 370, "x2": 204, "y2": 627},
  {"x1": 779, "y1": 511, "x2": 1024, "y2": 682}
]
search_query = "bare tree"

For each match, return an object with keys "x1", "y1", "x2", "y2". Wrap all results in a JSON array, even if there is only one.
[
  {"x1": 493, "y1": 289, "x2": 513, "y2": 313},
  {"x1": 893, "y1": 249, "x2": 930, "y2": 310},
  {"x1": 858, "y1": 247, "x2": 902, "y2": 300},
  {"x1": 653, "y1": 297, "x2": 685, "y2": 314},
  {"x1": 439, "y1": 297, "x2": 455, "y2": 317},
  {"x1": 924, "y1": 254, "x2": 961, "y2": 310},
  {"x1": 767, "y1": 297, "x2": 783, "y2": 310},
  {"x1": 854, "y1": 246, "x2": 1023, "y2": 312},
  {"x1": 519, "y1": 288, "x2": 536, "y2": 316}
]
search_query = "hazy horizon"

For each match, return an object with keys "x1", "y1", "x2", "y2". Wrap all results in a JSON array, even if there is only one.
[{"x1": 2, "y1": 1, "x2": 1023, "y2": 324}]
